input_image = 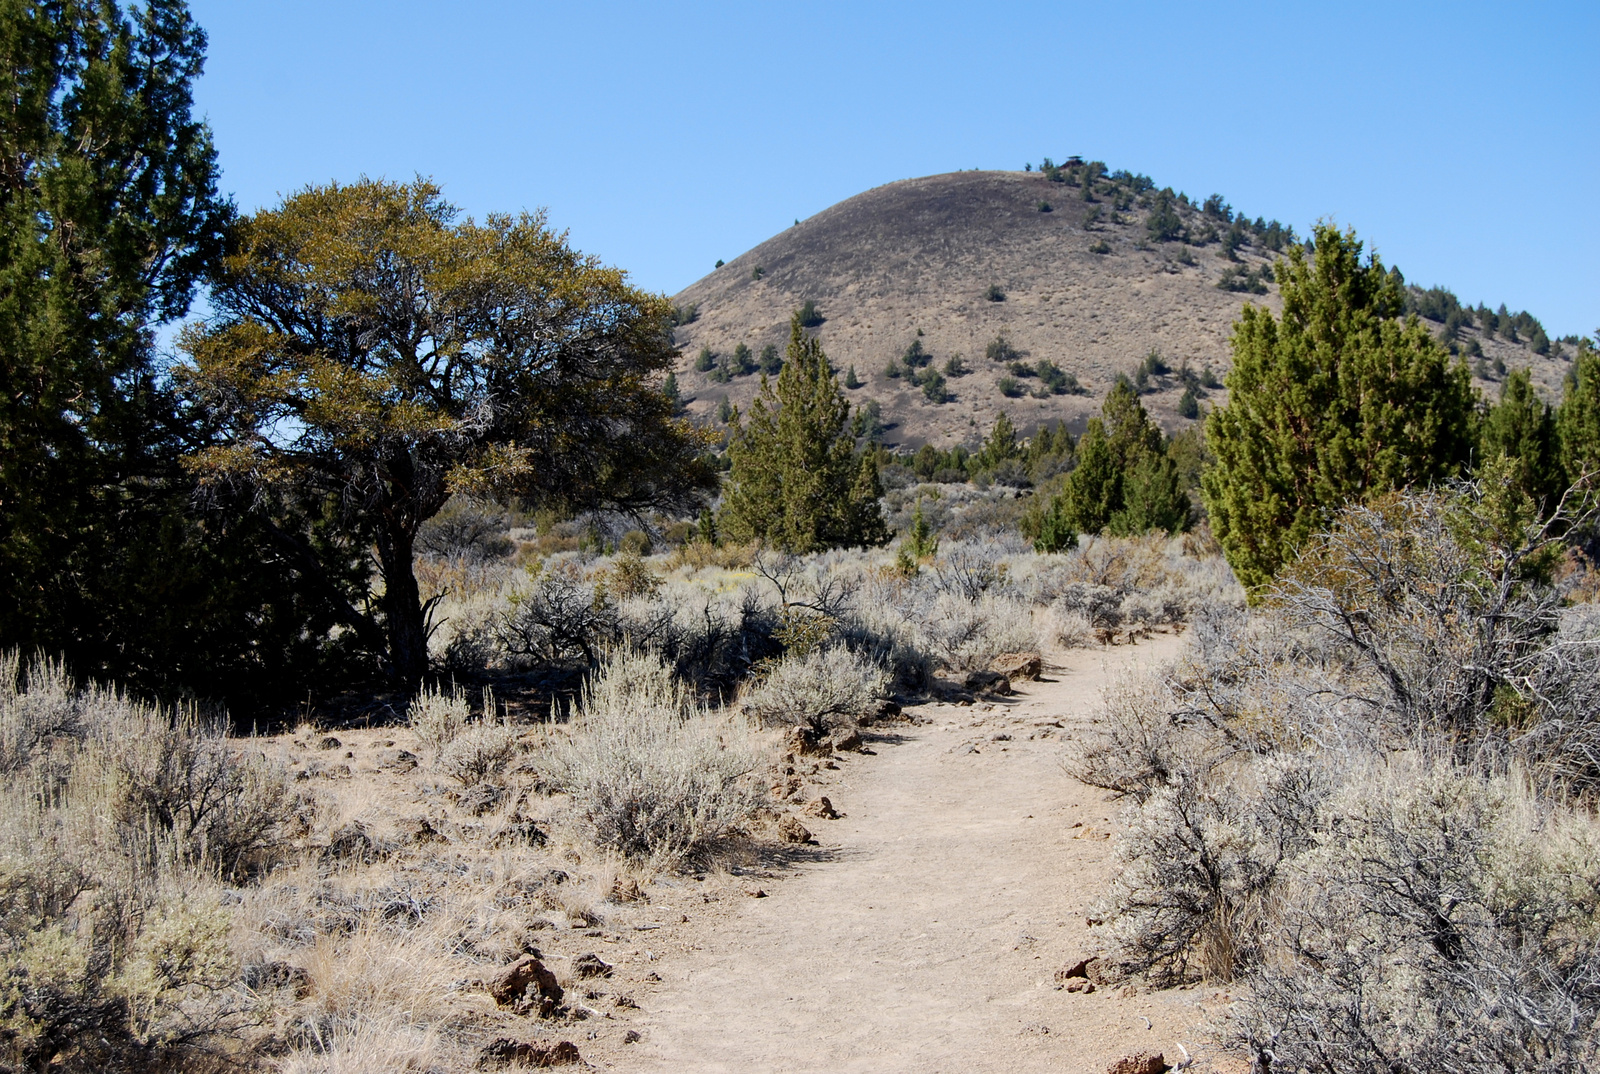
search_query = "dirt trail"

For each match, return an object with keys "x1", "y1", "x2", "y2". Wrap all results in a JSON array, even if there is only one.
[{"x1": 623, "y1": 633, "x2": 1229, "y2": 1074}]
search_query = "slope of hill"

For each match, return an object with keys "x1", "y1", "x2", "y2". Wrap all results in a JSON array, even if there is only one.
[{"x1": 668, "y1": 167, "x2": 1565, "y2": 450}]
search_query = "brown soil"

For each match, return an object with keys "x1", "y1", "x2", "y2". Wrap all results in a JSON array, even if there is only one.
[
  {"x1": 668, "y1": 169, "x2": 1563, "y2": 449},
  {"x1": 606, "y1": 632, "x2": 1243, "y2": 1073}
]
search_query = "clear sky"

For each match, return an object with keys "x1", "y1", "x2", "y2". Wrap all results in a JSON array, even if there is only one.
[{"x1": 187, "y1": 1, "x2": 1596, "y2": 338}]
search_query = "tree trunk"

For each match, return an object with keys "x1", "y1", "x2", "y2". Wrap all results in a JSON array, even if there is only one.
[{"x1": 376, "y1": 526, "x2": 428, "y2": 695}]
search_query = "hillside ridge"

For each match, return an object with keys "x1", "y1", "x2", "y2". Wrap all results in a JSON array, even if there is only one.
[{"x1": 668, "y1": 167, "x2": 1566, "y2": 450}]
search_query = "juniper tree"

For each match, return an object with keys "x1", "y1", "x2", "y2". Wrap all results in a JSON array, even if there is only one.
[
  {"x1": 1202, "y1": 225, "x2": 1476, "y2": 590},
  {"x1": 180, "y1": 178, "x2": 714, "y2": 692},
  {"x1": 1481, "y1": 369, "x2": 1563, "y2": 515},
  {"x1": 1049, "y1": 381, "x2": 1187, "y2": 537},
  {"x1": 0, "y1": 0, "x2": 303, "y2": 698},
  {"x1": 719, "y1": 315, "x2": 890, "y2": 552},
  {"x1": 1557, "y1": 341, "x2": 1600, "y2": 482}
]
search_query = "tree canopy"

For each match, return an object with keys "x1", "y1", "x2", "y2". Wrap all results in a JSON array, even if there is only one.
[
  {"x1": 0, "y1": 0, "x2": 258, "y2": 693},
  {"x1": 180, "y1": 178, "x2": 715, "y2": 690},
  {"x1": 1050, "y1": 380, "x2": 1187, "y2": 539},
  {"x1": 1202, "y1": 224, "x2": 1477, "y2": 590},
  {"x1": 718, "y1": 315, "x2": 889, "y2": 552}
]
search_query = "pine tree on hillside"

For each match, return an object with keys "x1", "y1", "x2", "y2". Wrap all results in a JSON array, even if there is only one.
[
  {"x1": 719, "y1": 315, "x2": 890, "y2": 552},
  {"x1": 1202, "y1": 224, "x2": 1476, "y2": 590}
]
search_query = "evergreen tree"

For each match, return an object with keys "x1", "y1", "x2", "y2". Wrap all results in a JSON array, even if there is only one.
[
  {"x1": 0, "y1": 0, "x2": 321, "y2": 704},
  {"x1": 1031, "y1": 495, "x2": 1077, "y2": 554},
  {"x1": 719, "y1": 314, "x2": 890, "y2": 552},
  {"x1": 1481, "y1": 369, "x2": 1562, "y2": 514},
  {"x1": 845, "y1": 364, "x2": 861, "y2": 389},
  {"x1": 976, "y1": 412, "x2": 1019, "y2": 469},
  {"x1": 1202, "y1": 224, "x2": 1476, "y2": 589},
  {"x1": 1050, "y1": 380, "x2": 1188, "y2": 537},
  {"x1": 1058, "y1": 418, "x2": 1120, "y2": 534},
  {"x1": 1557, "y1": 342, "x2": 1600, "y2": 483}
]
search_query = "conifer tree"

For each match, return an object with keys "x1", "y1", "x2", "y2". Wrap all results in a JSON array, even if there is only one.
[
  {"x1": 1557, "y1": 340, "x2": 1600, "y2": 483},
  {"x1": 719, "y1": 315, "x2": 890, "y2": 552},
  {"x1": 1048, "y1": 380, "x2": 1188, "y2": 537},
  {"x1": 1202, "y1": 224, "x2": 1476, "y2": 589},
  {"x1": 0, "y1": 0, "x2": 300, "y2": 700},
  {"x1": 976, "y1": 412, "x2": 1020, "y2": 470},
  {"x1": 1482, "y1": 369, "x2": 1562, "y2": 514}
]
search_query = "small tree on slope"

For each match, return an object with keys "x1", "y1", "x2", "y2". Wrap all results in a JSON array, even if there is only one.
[{"x1": 719, "y1": 315, "x2": 890, "y2": 552}]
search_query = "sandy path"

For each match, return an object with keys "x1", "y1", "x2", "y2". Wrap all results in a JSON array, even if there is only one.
[{"x1": 621, "y1": 633, "x2": 1225, "y2": 1074}]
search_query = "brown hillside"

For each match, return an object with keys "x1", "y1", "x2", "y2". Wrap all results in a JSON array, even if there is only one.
[{"x1": 669, "y1": 169, "x2": 1562, "y2": 449}]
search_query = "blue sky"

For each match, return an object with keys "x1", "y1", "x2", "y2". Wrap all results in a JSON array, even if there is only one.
[{"x1": 188, "y1": 1, "x2": 1596, "y2": 338}]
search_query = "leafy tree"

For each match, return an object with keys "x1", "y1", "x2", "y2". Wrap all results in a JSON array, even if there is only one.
[
  {"x1": 719, "y1": 314, "x2": 890, "y2": 552},
  {"x1": 1177, "y1": 387, "x2": 1200, "y2": 419},
  {"x1": 1202, "y1": 224, "x2": 1477, "y2": 590},
  {"x1": 733, "y1": 341, "x2": 755, "y2": 374},
  {"x1": 759, "y1": 343, "x2": 782, "y2": 374},
  {"x1": 180, "y1": 178, "x2": 714, "y2": 691},
  {"x1": 694, "y1": 346, "x2": 715, "y2": 372},
  {"x1": 921, "y1": 368, "x2": 948, "y2": 403}
]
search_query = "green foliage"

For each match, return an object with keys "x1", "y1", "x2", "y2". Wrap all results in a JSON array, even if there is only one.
[
  {"x1": 1557, "y1": 343, "x2": 1600, "y2": 483},
  {"x1": 1031, "y1": 495, "x2": 1077, "y2": 553},
  {"x1": 920, "y1": 369, "x2": 949, "y2": 403},
  {"x1": 1088, "y1": 240, "x2": 1111, "y2": 255},
  {"x1": 751, "y1": 265, "x2": 765, "y2": 280},
  {"x1": 1218, "y1": 263, "x2": 1274, "y2": 293},
  {"x1": 1176, "y1": 387, "x2": 1200, "y2": 419},
  {"x1": 851, "y1": 398, "x2": 884, "y2": 442},
  {"x1": 1201, "y1": 224, "x2": 1477, "y2": 590},
  {"x1": 1481, "y1": 370, "x2": 1563, "y2": 514},
  {"x1": 1146, "y1": 188, "x2": 1183, "y2": 242},
  {"x1": 694, "y1": 346, "x2": 716, "y2": 372},
  {"x1": 976, "y1": 413, "x2": 1020, "y2": 470},
  {"x1": 0, "y1": 0, "x2": 350, "y2": 708},
  {"x1": 905, "y1": 497, "x2": 938, "y2": 560},
  {"x1": 985, "y1": 334, "x2": 1020, "y2": 363},
  {"x1": 844, "y1": 364, "x2": 862, "y2": 389},
  {"x1": 759, "y1": 343, "x2": 782, "y2": 374},
  {"x1": 903, "y1": 339, "x2": 931, "y2": 368},
  {"x1": 998, "y1": 376, "x2": 1023, "y2": 398},
  {"x1": 985, "y1": 283, "x2": 1006, "y2": 302},
  {"x1": 181, "y1": 178, "x2": 715, "y2": 690},
  {"x1": 671, "y1": 302, "x2": 699, "y2": 326},
  {"x1": 1034, "y1": 361, "x2": 1083, "y2": 395},
  {"x1": 885, "y1": 357, "x2": 904, "y2": 379},
  {"x1": 1038, "y1": 200, "x2": 1052, "y2": 213},
  {"x1": 1050, "y1": 381, "x2": 1188, "y2": 537},
  {"x1": 796, "y1": 300, "x2": 824, "y2": 328},
  {"x1": 663, "y1": 372, "x2": 684, "y2": 413},
  {"x1": 733, "y1": 342, "x2": 756, "y2": 374},
  {"x1": 717, "y1": 396, "x2": 735, "y2": 424},
  {"x1": 719, "y1": 315, "x2": 890, "y2": 552},
  {"x1": 943, "y1": 355, "x2": 968, "y2": 377}
]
